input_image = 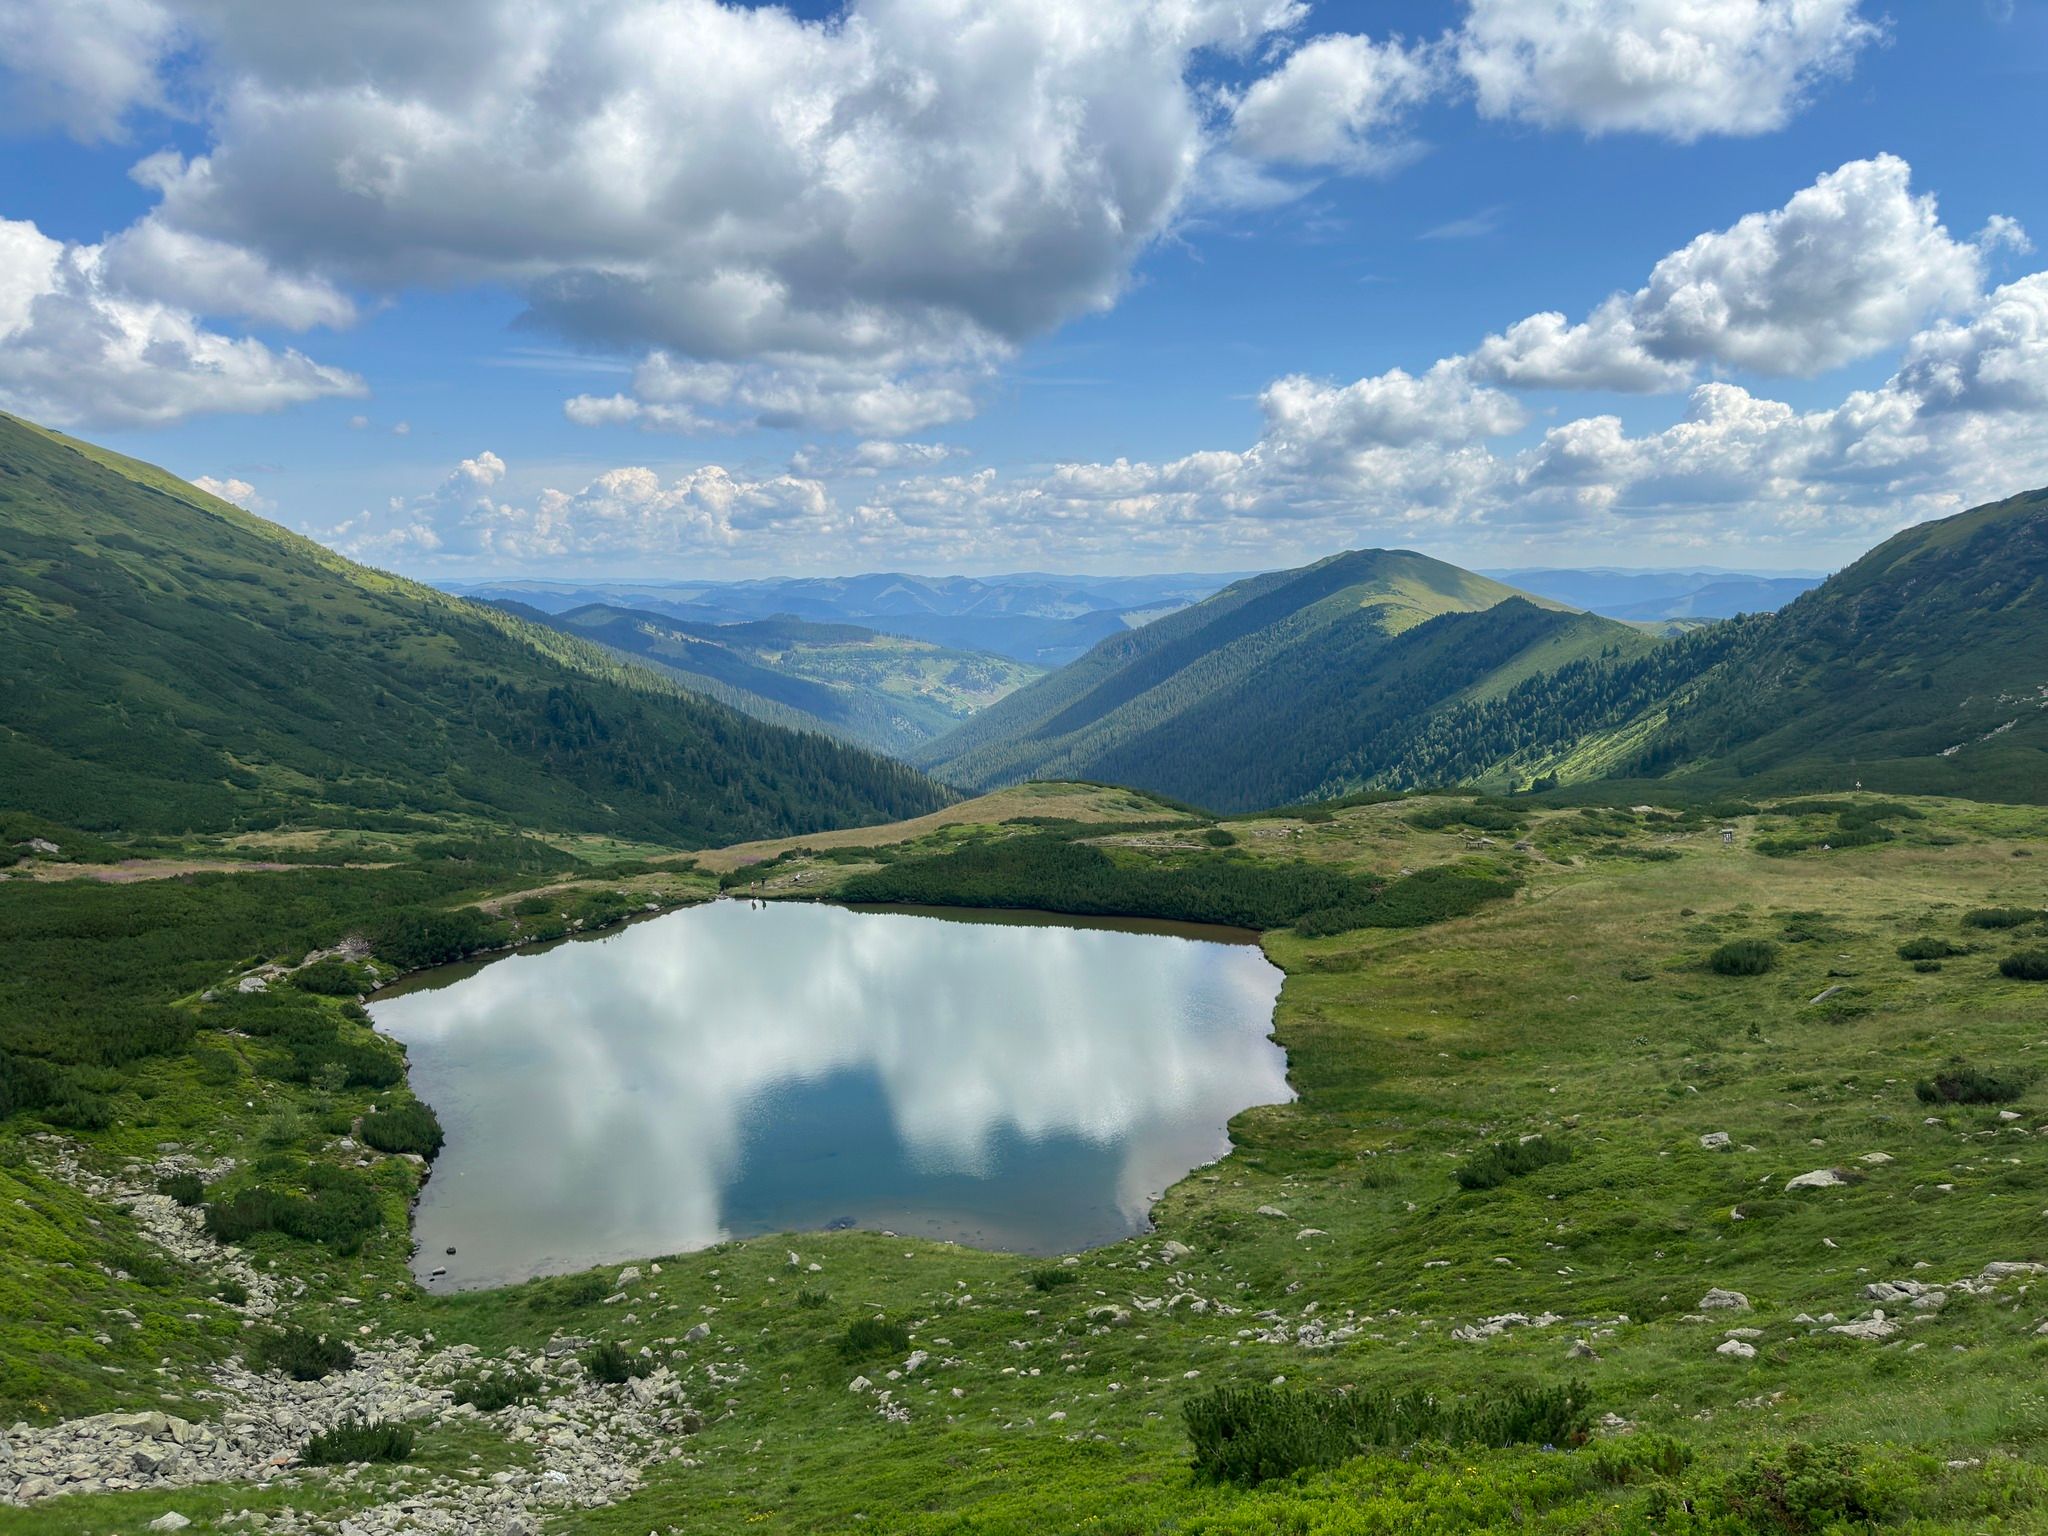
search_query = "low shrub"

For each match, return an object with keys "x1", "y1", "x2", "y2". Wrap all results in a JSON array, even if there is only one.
[
  {"x1": 1200, "y1": 827, "x2": 1236, "y2": 848},
  {"x1": 300, "y1": 1417, "x2": 414, "y2": 1466},
  {"x1": 450, "y1": 1368, "x2": 543, "y2": 1412},
  {"x1": 1406, "y1": 803, "x2": 1525, "y2": 834},
  {"x1": 2000, "y1": 949, "x2": 2048, "y2": 981},
  {"x1": 794, "y1": 1287, "x2": 830, "y2": 1310},
  {"x1": 1897, "y1": 937, "x2": 1963, "y2": 961},
  {"x1": 1184, "y1": 1379, "x2": 1589, "y2": 1484},
  {"x1": 202, "y1": 1166, "x2": 384, "y2": 1253},
  {"x1": 1456, "y1": 1134, "x2": 1569, "y2": 1192},
  {"x1": 360, "y1": 1100, "x2": 445, "y2": 1158},
  {"x1": 1964, "y1": 907, "x2": 2040, "y2": 930},
  {"x1": 581, "y1": 1340, "x2": 650, "y2": 1385},
  {"x1": 250, "y1": 1326, "x2": 355, "y2": 1381},
  {"x1": 839, "y1": 1317, "x2": 911, "y2": 1360},
  {"x1": 1709, "y1": 939, "x2": 1779, "y2": 976},
  {"x1": 528, "y1": 1271, "x2": 611, "y2": 1310},
  {"x1": 1028, "y1": 1267, "x2": 1079, "y2": 1292},
  {"x1": 368, "y1": 905, "x2": 508, "y2": 970},
  {"x1": 1650, "y1": 1442, "x2": 1892, "y2": 1534},
  {"x1": 1914, "y1": 1060, "x2": 2029, "y2": 1105},
  {"x1": 156, "y1": 1171, "x2": 204, "y2": 1207},
  {"x1": 292, "y1": 960, "x2": 371, "y2": 996}
]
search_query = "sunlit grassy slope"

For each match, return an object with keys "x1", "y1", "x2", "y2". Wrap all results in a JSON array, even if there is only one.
[{"x1": 0, "y1": 413, "x2": 946, "y2": 844}]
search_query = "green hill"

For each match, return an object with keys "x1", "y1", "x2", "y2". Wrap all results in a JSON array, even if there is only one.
[
  {"x1": 0, "y1": 414, "x2": 947, "y2": 845},
  {"x1": 922, "y1": 489, "x2": 2048, "y2": 810},
  {"x1": 915, "y1": 548, "x2": 1654, "y2": 810},
  {"x1": 1626, "y1": 486, "x2": 2048, "y2": 801},
  {"x1": 512, "y1": 603, "x2": 1041, "y2": 756}
]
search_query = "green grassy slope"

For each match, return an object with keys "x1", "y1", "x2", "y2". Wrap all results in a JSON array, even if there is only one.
[
  {"x1": 0, "y1": 413, "x2": 947, "y2": 844},
  {"x1": 517, "y1": 603, "x2": 1041, "y2": 755},
  {"x1": 1632, "y1": 486, "x2": 2048, "y2": 801},
  {"x1": 914, "y1": 550, "x2": 1635, "y2": 810},
  {"x1": 8, "y1": 789, "x2": 2048, "y2": 1534}
]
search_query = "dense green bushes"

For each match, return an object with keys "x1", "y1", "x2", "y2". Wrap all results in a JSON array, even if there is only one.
[
  {"x1": 359, "y1": 1100, "x2": 445, "y2": 1158},
  {"x1": 1898, "y1": 937, "x2": 1964, "y2": 961},
  {"x1": 582, "y1": 1341, "x2": 650, "y2": 1385},
  {"x1": 451, "y1": 1368, "x2": 544, "y2": 1412},
  {"x1": 368, "y1": 906, "x2": 508, "y2": 971},
  {"x1": 301, "y1": 1417, "x2": 413, "y2": 1466},
  {"x1": 2000, "y1": 949, "x2": 2048, "y2": 981},
  {"x1": 1455, "y1": 1134, "x2": 1570, "y2": 1191},
  {"x1": 1407, "y1": 803, "x2": 1524, "y2": 834},
  {"x1": 1184, "y1": 1379, "x2": 1589, "y2": 1484},
  {"x1": 155, "y1": 1172, "x2": 204, "y2": 1207},
  {"x1": 1709, "y1": 939, "x2": 1779, "y2": 976},
  {"x1": 1915, "y1": 1060, "x2": 2029, "y2": 1105},
  {"x1": 249, "y1": 1326, "x2": 356, "y2": 1380},
  {"x1": 292, "y1": 959, "x2": 371, "y2": 996},
  {"x1": 1294, "y1": 864, "x2": 1518, "y2": 937},
  {"x1": 203, "y1": 1165, "x2": 385, "y2": 1252},
  {"x1": 838, "y1": 830, "x2": 1514, "y2": 936},
  {"x1": 1648, "y1": 1442, "x2": 1893, "y2": 1534},
  {"x1": 840, "y1": 1317, "x2": 911, "y2": 1360},
  {"x1": 1964, "y1": 907, "x2": 2039, "y2": 930}
]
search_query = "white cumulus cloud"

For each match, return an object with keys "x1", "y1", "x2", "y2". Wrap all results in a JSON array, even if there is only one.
[
  {"x1": 0, "y1": 216, "x2": 364, "y2": 429},
  {"x1": 1458, "y1": 0, "x2": 1883, "y2": 141}
]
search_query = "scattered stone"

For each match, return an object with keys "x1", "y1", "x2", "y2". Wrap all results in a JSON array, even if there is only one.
[
  {"x1": 1716, "y1": 1339, "x2": 1757, "y2": 1360},
  {"x1": 1699, "y1": 1288, "x2": 1751, "y2": 1311},
  {"x1": 1859, "y1": 1152, "x2": 1893, "y2": 1165},
  {"x1": 1255, "y1": 1205, "x2": 1287, "y2": 1218},
  {"x1": 1566, "y1": 1339, "x2": 1600, "y2": 1361},
  {"x1": 1786, "y1": 1169, "x2": 1848, "y2": 1191},
  {"x1": 1699, "y1": 1132, "x2": 1732, "y2": 1150}
]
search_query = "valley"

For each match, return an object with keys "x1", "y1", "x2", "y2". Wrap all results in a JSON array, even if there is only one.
[{"x1": 2, "y1": 421, "x2": 2046, "y2": 1535}]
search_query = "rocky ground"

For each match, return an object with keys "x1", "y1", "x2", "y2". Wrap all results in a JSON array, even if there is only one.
[{"x1": 2, "y1": 1145, "x2": 704, "y2": 1533}]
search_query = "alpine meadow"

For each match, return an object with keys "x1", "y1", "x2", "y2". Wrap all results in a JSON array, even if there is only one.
[{"x1": 3, "y1": 4, "x2": 2048, "y2": 1535}]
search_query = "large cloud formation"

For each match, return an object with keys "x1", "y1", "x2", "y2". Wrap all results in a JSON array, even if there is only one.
[
  {"x1": 0, "y1": 0, "x2": 1890, "y2": 431},
  {"x1": 321, "y1": 156, "x2": 2046, "y2": 572}
]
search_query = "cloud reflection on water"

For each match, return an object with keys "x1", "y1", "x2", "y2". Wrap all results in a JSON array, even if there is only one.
[{"x1": 372, "y1": 901, "x2": 1287, "y2": 1286}]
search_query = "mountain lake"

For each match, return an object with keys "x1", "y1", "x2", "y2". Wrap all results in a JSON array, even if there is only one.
[{"x1": 370, "y1": 899, "x2": 1289, "y2": 1287}]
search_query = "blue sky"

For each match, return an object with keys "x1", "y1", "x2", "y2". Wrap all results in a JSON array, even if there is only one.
[{"x1": 2, "y1": 0, "x2": 2045, "y2": 578}]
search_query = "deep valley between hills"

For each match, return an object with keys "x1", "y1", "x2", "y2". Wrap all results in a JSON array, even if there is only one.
[{"x1": 4, "y1": 416, "x2": 2048, "y2": 1534}]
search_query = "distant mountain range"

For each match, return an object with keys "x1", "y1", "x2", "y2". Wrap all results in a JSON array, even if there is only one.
[
  {"x1": 919, "y1": 493, "x2": 2048, "y2": 809},
  {"x1": 1487, "y1": 568, "x2": 1823, "y2": 620},
  {"x1": 441, "y1": 571, "x2": 1244, "y2": 666},
  {"x1": 8, "y1": 407, "x2": 2041, "y2": 840},
  {"x1": 498, "y1": 603, "x2": 1041, "y2": 756},
  {"x1": 0, "y1": 414, "x2": 946, "y2": 843}
]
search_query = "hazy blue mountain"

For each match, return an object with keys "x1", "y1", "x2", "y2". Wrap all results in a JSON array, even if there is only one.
[
  {"x1": 503, "y1": 603, "x2": 1042, "y2": 755},
  {"x1": 442, "y1": 570, "x2": 1244, "y2": 665},
  {"x1": 1491, "y1": 568, "x2": 1821, "y2": 620}
]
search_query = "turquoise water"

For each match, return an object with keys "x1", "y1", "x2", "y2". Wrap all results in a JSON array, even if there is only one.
[{"x1": 371, "y1": 899, "x2": 1288, "y2": 1288}]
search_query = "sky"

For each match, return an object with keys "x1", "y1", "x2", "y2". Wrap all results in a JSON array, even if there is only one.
[{"x1": 2, "y1": 0, "x2": 2045, "y2": 580}]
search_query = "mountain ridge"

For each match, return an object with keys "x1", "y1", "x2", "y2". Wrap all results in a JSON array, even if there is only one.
[{"x1": 0, "y1": 414, "x2": 948, "y2": 844}]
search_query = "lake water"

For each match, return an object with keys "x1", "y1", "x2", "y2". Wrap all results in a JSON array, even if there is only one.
[{"x1": 371, "y1": 899, "x2": 1289, "y2": 1288}]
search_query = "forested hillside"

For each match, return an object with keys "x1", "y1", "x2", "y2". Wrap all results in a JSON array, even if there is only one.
[
  {"x1": 1626, "y1": 486, "x2": 2048, "y2": 801},
  {"x1": 510, "y1": 603, "x2": 1040, "y2": 755},
  {"x1": 914, "y1": 550, "x2": 1650, "y2": 810},
  {"x1": 921, "y1": 488, "x2": 2048, "y2": 810},
  {"x1": 0, "y1": 415, "x2": 948, "y2": 844}
]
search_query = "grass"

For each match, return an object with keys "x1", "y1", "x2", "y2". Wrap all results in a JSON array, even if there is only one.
[{"x1": 6, "y1": 786, "x2": 2048, "y2": 1533}]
